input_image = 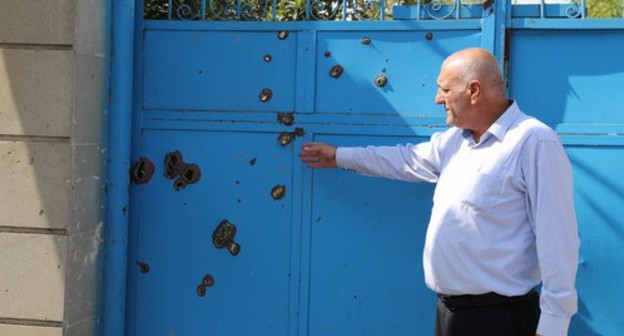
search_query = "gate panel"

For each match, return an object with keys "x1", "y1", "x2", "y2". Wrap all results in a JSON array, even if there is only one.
[
  {"x1": 509, "y1": 30, "x2": 624, "y2": 125},
  {"x1": 133, "y1": 129, "x2": 294, "y2": 335},
  {"x1": 316, "y1": 30, "x2": 481, "y2": 115},
  {"x1": 307, "y1": 133, "x2": 436, "y2": 336},
  {"x1": 143, "y1": 30, "x2": 297, "y2": 111},
  {"x1": 130, "y1": 2, "x2": 624, "y2": 335},
  {"x1": 564, "y1": 144, "x2": 624, "y2": 336},
  {"x1": 509, "y1": 22, "x2": 624, "y2": 336}
]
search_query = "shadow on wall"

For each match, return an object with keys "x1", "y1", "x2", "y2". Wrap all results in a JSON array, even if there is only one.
[
  {"x1": 570, "y1": 298, "x2": 602, "y2": 336},
  {"x1": 510, "y1": 29, "x2": 624, "y2": 336},
  {"x1": 0, "y1": 45, "x2": 73, "y2": 324},
  {"x1": 0, "y1": 0, "x2": 107, "y2": 329}
]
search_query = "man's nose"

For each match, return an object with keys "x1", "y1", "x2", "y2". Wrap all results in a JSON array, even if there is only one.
[{"x1": 435, "y1": 91, "x2": 444, "y2": 105}]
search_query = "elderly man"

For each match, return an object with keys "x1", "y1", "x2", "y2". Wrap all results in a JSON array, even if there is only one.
[{"x1": 299, "y1": 48, "x2": 579, "y2": 336}]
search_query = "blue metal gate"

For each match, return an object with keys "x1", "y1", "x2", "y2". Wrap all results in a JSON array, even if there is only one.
[{"x1": 124, "y1": 1, "x2": 624, "y2": 335}]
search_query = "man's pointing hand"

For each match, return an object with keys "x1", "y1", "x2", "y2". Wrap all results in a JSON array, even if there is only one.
[{"x1": 299, "y1": 142, "x2": 338, "y2": 169}]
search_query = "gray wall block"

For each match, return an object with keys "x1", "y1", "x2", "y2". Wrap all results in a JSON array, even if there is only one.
[
  {"x1": 0, "y1": 0, "x2": 75, "y2": 45},
  {"x1": 0, "y1": 141, "x2": 71, "y2": 230},
  {"x1": 0, "y1": 233, "x2": 67, "y2": 320},
  {"x1": 0, "y1": 49, "x2": 73, "y2": 137}
]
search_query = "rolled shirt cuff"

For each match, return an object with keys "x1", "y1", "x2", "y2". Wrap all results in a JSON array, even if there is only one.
[
  {"x1": 335, "y1": 147, "x2": 357, "y2": 170},
  {"x1": 536, "y1": 312, "x2": 570, "y2": 336}
]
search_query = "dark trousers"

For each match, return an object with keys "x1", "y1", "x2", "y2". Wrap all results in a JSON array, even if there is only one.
[{"x1": 435, "y1": 291, "x2": 540, "y2": 336}]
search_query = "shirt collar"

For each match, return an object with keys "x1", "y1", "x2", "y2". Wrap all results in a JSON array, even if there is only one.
[{"x1": 484, "y1": 100, "x2": 521, "y2": 142}]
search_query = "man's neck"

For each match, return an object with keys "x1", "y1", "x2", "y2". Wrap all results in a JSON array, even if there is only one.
[{"x1": 470, "y1": 99, "x2": 511, "y2": 143}]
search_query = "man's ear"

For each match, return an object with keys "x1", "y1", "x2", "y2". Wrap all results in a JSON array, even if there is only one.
[{"x1": 468, "y1": 80, "x2": 481, "y2": 103}]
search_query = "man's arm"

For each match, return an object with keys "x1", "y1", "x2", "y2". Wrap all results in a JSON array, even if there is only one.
[
  {"x1": 523, "y1": 139, "x2": 580, "y2": 336},
  {"x1": 298, "y1": 137, "x2": 444, "y2": 183}
]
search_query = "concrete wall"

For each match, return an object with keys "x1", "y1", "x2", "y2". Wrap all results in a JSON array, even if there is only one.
[{"x1": 0, "y1": 0, "x2": 108, "y2": 335}]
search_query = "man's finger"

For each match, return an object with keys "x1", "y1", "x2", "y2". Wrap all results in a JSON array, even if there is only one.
[
  {"x1": 300, "y1": 157, "x2": 319, "y2": 163},
  {"x1": 301, "y1": 142, "x2": 324, "y2": 152},
  {"x1": 298, "y1": 150, "x2": 316, "y2": 157},
  {"x1": 301, "y1": 142, "x2": 321, "y2": 148}
]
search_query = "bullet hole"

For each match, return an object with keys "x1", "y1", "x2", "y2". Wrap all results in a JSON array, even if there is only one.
[
  {"x1": 197, "y1": 285, "x2": 206, "y2": 297},
  {"x1": 138, "y1": 262, "x2": 150, "y2": 273},
  {"x1": 271, "y1": 185, "x2": 286, "y2": 200}
]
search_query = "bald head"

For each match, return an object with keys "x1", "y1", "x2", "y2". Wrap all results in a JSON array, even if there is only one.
[
  {"x1": 435, "y1": 48, "x2": 511, "y2": 140},
  {"x1": 442, "y1": 48, "x2": 506, "y2": 97}
]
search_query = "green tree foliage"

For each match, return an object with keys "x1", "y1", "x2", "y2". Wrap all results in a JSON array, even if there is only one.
[
  {"x1": 586, "y1": 0, "x2": 623, "y2": 18},
  {"x1": 144, "y1": 0, "x2": 168, "y2": 19}
]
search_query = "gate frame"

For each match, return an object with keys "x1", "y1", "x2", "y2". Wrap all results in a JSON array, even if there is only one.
[{"x1": 101, "y1": 0, "x2": 624, "y2": 335}]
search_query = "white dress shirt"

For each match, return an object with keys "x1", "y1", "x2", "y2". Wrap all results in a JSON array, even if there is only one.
[{"x1": 336, "y1": 102, "x2": 579, "y2": 336}]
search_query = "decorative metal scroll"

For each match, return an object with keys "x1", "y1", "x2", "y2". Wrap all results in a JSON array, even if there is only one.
[
  {"x1": 143, "y1": 0, "x2": 618, "y2": 21},
  {"x1": 563, "y1": 1, "x2": 583, "y2": 19},
  {"x1": 144, "y1": 0, "x2": 486, "y2": 20},
  {"x1": 307, "y1": 0, "x2": 386, "y2": 21},
  {"x1": 534, "y1": 0, "x2": 585, "y2": 19}
]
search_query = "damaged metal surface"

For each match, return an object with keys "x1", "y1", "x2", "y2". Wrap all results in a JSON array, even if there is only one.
[
  {"x1": 202, "y1": 274, "x2": 215, "y2": 287},
  {"x1": 278, "y1": 31, "x2": 289, "y2": 40},
  {"x1": 259, "y1": 88, "x2": 273, "y2": 103},
  {"x1": 131, "y1": 157, "x2": 155, "y2": 184},
  {"x1": 212, "y1": 220, "x2": 241, "y2": 256},
  {"x1": 278, "y1": 132, "x2": 295, "y2": 146},
  {"x1": 330, "y1": 65, "x2": 344, "y2": 79},
  {"x1": 375, "y1": 75, "x2": 388, "y2": 87},
  {"x1": 173, "y1": 164, "x2": 201, "y2": 191},
  {"x1": 138, "y1": 262, "x2": 150, "y2": 274},
  {"x1": 277, "y1": 113, "x2": 294, "y2": 126},
  {"x1": 278, "y1": 128, "x2": 305, "y2": 146},
  {"x1": 197, "y1": 285, "x2": 207, "y2": 297},
  {"x1": 164, "y1": 151, "x2": 184, "y2": 179},
  {"x1": 195, "y1": 274, "x2": 214, "y2": 297},
  {"x1": 271, "y1": 185, "x2": 286, "y2": 200},
  {"x1": 228, "y1": 242, "x2": 241, "y2": 256}
]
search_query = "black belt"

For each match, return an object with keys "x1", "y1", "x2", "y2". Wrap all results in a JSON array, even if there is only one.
[{"x1": 437, "y1": 290, "x2": 536, "y2": 311}]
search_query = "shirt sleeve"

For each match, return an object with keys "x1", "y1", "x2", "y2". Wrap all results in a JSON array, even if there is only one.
[
  {"x1": 523, "y1": 139, "x2": 580, "y2": 336},
  {"x1": 335, "y1": 132, "x2": 445, "y2": 183}
]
